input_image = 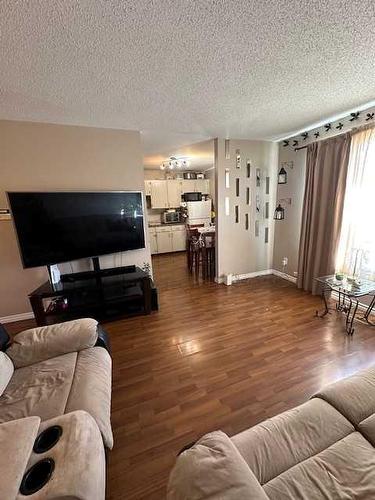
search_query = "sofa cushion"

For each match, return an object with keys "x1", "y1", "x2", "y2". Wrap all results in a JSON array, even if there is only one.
[
  {"x1": 0, "y1": 352, "x2": 77, "y2": 423},
  {"x1": 0, "y1": 416, "x2": 40, "y2": 500},
  {"x1": 65, "y1": 347, "x2": 113, "y2": 449},
  {"x1": 167, "y1": 431, "x2": 269, "y2": 500},
  {"x1": 264, "y1": 432, "x2": 375, "y2": 500},
  {"x1": 0, "y1": 352, "x2": 14, "y2": 396},
  {"x1": 231, "y1": 398, "x2": 353, "y2": 485},
  {"x1": 7, "y1": 318, "x2": 98, "y2": 368},
  {"x1": 358, "y1": 413, "x2": 375, "y2": 447},
  {"x1": 314, "y1": 365, "x2": 375, "y2": 426}
]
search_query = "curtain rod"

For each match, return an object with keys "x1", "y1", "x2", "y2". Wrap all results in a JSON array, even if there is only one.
[{"x1": 294, "y1": 145, "x2": 308, "y2": 151}]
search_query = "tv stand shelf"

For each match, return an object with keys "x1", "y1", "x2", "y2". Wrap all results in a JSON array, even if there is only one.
[{"x1": 29, "y1": 265, "x2": 155, "y2": 326}]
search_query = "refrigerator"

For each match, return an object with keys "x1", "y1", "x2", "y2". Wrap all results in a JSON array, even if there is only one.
[{"x1": 186, "y1": 200, "x2": 211, "y2": 226}]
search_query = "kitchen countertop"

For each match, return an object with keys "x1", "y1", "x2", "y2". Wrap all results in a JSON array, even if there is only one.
[{"x1": 148, "y1": 222, "x2": 185, "y2": 228}]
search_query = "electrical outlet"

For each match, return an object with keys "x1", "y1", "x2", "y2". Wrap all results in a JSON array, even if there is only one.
[{"x1": 282, "y1": 257, "x2": 288, "y2": 267}]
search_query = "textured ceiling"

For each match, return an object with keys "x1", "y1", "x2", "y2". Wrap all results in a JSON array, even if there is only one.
[{"x1": 1, "y1": 0, "x2": 375, "y2": 153}]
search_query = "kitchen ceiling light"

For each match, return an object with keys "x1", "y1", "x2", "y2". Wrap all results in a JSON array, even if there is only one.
[{"x1": 160, "y1": 157, "x2": 190, "y2": 170}]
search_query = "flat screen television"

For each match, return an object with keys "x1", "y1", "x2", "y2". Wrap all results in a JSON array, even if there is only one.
[{"x1": 7, "y1": 191, "x2": 145, "y2": 268}]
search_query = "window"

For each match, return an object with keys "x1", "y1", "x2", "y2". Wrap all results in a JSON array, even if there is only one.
[{"x1": 336, "y1": 127, "x2": 375, "y2": 279}]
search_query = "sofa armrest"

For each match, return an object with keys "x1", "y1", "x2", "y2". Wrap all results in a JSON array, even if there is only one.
[
  {"x1": 0, "y1": 416, "x2": 41, "y2": 500},
  {"x1": 6, "y1": 318, "x2": 99, "y2": 368},
  {"x1": 167, "y1": 431, "x2": 269, "y2": 500}
]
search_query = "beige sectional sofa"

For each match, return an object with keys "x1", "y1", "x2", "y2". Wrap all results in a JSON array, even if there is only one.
[
  {"x1": 168, "y1": 365, "x2": 375, "y2": 499},
  {"x1": 0, "y1": 318, "x2": 112, "y2": 499}
]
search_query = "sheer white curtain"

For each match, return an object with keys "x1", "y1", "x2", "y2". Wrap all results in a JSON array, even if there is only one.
[{"x1": 336, "y1": 126, "x2": 375, "y2": 279}]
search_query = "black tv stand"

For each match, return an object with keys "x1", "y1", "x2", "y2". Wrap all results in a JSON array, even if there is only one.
[
  {"x1": 59, "y1": 257, "x2": 137, "y2": 283},
  {"x1": 29, "y1": 260, "x2": 157, "y2": 326}
]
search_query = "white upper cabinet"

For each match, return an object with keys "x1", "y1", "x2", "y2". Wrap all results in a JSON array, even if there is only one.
[
  {"x1": 150, "y1": 180, "x2": 168, "y2": 209},
  {"x1": 145, "y1": 179, "x2": 210, "y2": 208},
  {"x1": 195, "y1": 179, "x2": 210, "y2": 194},
  {"x1": 181, "y1": 179, "x2": 196, "y2": 194},
  {"x1": 166, "y1": 180, "x2": 183, "y2": 208}
]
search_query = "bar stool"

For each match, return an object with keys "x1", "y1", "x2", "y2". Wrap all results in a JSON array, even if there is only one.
[
  {"x1": 201, "y1": 232, "x2": 215, "y2": 280},
  {"x1": 186, "y1": 225, "x2": 203, "y2": 275}
]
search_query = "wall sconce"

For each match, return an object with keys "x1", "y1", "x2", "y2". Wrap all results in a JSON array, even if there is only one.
[
  {"x1": 278, "y1": 167, "x2": 287, "y2": 184},
  {"x1": 273, "y1": 198, "x2": 291, "y2": 221},
  {"x1": 274, "y1": 204, "x2": 285, "y2": 220}
]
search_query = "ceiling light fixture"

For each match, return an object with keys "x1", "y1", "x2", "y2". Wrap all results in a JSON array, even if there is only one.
[{"x1": 160, "y1": 157, "x2": 190, "y2": 171}]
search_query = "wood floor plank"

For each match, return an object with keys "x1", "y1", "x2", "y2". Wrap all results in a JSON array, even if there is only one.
[{"x1": 6, "y1": 252, "x2": 375, "y2": 499}]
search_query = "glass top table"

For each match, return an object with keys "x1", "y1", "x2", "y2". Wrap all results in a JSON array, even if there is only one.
[{"x1": 315, "y1": 275, "x2": 375, "y2": 335}]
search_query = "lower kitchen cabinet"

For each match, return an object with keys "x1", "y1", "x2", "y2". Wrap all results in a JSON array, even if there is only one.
[
  {"x1": 149, "y1": 230, "x2": 158, "y2": 254},
  {"x1": 171, "y1": 227, "x2": 186, "y2": 251},
  {"x1": 149, "y1": 225, "x2": 186, "y2": 254}
]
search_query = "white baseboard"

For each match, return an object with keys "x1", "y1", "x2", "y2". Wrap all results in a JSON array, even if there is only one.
[
  {"x1": 233, "y1": 269, "x2": 273, "y2": 282},
  {"x1": 217, "y1": 269, "x2": 273, "y2": 284},
  {"x1": 272, "y1": 269, "x2": 297, "y2": 284},
  {"x1": 0, "y1": 312, "x2": 35, "y2": 324},
  {"x1": 217, "y1": 269, "x2": 298, "y2": 286}
]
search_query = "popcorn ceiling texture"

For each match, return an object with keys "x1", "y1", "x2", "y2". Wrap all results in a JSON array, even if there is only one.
[{"x1": 1, "y1": 0, "x2": 375, "y2": 150}]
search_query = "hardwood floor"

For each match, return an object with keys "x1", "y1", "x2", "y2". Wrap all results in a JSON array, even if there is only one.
[{"x1": 6, "y1": 253, "x2": 375, "y2": 499}]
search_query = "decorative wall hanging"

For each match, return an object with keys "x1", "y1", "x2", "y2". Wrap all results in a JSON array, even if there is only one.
[
  {"x1": 281, "y1": 104, "x2": 375, "y2": 151},
  {"x1": 265, "y1": 227, "x2": 269, "y2": 244},
  {"x1": 236, "y1": 150, "x2": 241, "y2": 169},
  {"x1": 245, "y1": 213, "x2": 249, "y2": 230},
  {"x1": 236, "y1": 178, "x2": 240, "y2": 197},
  {"x1": 278, "y1": 167, "x2": 287, "y2": 184},
  {"x1": 255, "y1": 220, "x2": 259, "y2": 237},
  {"x1": 235, "y1": 205, "x2": 239, "y2": 223},
  {"x1": 274, "y1": 204, "x2": 284, "y2": 220},
  {"x1": 273, "y1": 198, "x2": 291, "y2": 221}
]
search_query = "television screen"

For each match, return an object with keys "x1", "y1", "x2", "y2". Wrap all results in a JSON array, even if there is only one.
[{"x1": 7, "y1": 191, "x2": 145, "y2": 268}]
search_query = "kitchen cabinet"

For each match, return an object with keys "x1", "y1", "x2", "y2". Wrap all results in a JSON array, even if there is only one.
[
  {"x1": 155, "y1": 230, "x2": 172, "y2": 253},
  {"x1": 194, "y1": 179, "x2": 210, "y2": 194},
  {"x1": 149, "y1": 225, "x2": 186, "y2": 254},
  {"x1": 181, "y1": 179, "x2": 196, "y2": 194},
  {"x1": 171, "y1": 226, "x2": 186, "y2": 251},
  {"x1": 150, "y1": 181, "x2": 168, "y2": 209},
  {"x1": 146, "y1": 179, "x2": 210, "y2": 209},
  {"x1": 166, "y1": 180, "x2": 183, "y2": 208},
  {"x1": 149, "y1": 228, "x2": 158, "y2": 254}
]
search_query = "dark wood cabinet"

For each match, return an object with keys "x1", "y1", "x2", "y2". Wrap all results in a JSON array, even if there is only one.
[{"x1": 29, "y1": 266, "x2": 155, "y2": 326}]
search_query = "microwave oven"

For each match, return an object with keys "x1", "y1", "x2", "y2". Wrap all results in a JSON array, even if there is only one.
[
  {"x1": 162, "y1": 211, "x2": 182, "y2": 224},
  {"x1": 183, "y1": 192, "x2": 202, "y2": 202}
]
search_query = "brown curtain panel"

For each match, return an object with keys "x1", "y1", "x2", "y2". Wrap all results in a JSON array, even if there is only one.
[{"x1": 297, "y1": 133, "x2": 351, "y2": 294}]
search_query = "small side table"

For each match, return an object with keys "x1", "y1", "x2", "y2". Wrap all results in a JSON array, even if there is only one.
[{"x1": 315, "y1": 275, "x2": 375, "y2": 335}]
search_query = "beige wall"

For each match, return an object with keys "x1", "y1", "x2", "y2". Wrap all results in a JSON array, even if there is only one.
[
  {"x1": 272, "y1": 146, "x2": 307, "y2": 276},
  {"x1": 215, "y1": 138, "x2": 278, "y2": 280},
  {"x1": 0, "y1": 120, "x2": 151, "y2": 320}
]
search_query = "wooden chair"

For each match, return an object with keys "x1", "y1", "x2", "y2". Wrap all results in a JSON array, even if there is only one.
[
  {"x1": 201, "y1": 232, "x2": 215, "y2": 280},
  {"x1": 186, "y1": 225, "x2": 204, "y2": 275}
]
